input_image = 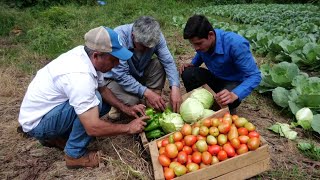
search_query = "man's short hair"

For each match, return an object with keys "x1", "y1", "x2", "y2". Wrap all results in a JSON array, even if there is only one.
[
  {"x1": 132, "y1": 16, "x2": 161, "y2": 48},
  {"x1": 183, "y1": 15, "x2": 213, "y2": 39}
]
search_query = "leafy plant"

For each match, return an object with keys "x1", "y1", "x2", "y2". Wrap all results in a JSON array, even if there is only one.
[{"x1": 298, "y1": 142, "x2": 320, "y2": 161}]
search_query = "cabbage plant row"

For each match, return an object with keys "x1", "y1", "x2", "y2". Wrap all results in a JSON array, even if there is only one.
[
  {"x1": 191, "y1": 4, "x2": 320, "y2": 133},
  {"x1": 194, "y1": 4, "x2": 320, "y2": 71}
]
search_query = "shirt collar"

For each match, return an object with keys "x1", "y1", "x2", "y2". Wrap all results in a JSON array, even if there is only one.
[
  {"x1": 128, "y1": 24, "x2": 134, "y2": 50},
  {"x1": 213, "y1": 29, "x2": 224, "y2": 55},
  {"x1": 81, "y1": 46, "x2": 97, "y2": 77}
]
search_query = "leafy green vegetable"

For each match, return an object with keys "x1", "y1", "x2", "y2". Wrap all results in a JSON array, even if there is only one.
[
  {"x1": 180, "y1": 98, "x2": 204, "y2": 123},
  {"x1": 311, "y1": 114, "x2": 320, "y2": 134},
  {"x1": 295, "y1": 107, "x2": 313, "y2": 130},
  {"x1": 160, "y1": 113, "x2": 184, "y2": 133},
  {"x1": 297, "y1": 142, "x2": 320, "y2": 161},
  {"x1": 268, "y1": 123, "x2": 297, "y2": 140},
  {"x1": 202, "y1": 109, "x2": 215, "y2": 120},
  {"x1": 190, "y1": 88, "x2": 214, "y2": 109}
]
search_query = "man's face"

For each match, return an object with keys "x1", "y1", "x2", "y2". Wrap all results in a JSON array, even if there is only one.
[
  {"x1": 93, "y1": 53, "x2": 120, "y2": 73},
  {"x1": 188, "y1": 31, "x2": 215, "y2": 53},
  {"x1": 133, "y1": 41, "x2": 150, "y2": 53}
]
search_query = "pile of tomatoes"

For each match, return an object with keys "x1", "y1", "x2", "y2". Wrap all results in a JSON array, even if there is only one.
[{"x1": 156, "y1": 113, "x2": 261, "y2": 180}]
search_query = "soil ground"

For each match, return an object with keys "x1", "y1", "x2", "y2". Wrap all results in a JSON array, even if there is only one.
[{"x1": 0, "y1": 38, "x2": 320, "y2": 180}]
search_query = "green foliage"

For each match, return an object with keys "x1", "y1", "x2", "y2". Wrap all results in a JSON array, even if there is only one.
[
  {"x1": 40, "y1": 6, "x2": 76, "y2": 28},
  {"x1": 2, "y1": 0, "x2": 96, "y2": 8},
  {"x1": 298, "y1": 141, "x2": 320, "y2": 161},
  {"x1": 0, "y1": 8, "x2": 15, "y2": 36},
  {"x1": 26, "y1": 26, "x2": 73, "y2": 57}
]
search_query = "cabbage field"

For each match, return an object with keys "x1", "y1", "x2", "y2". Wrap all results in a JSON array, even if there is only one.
[{"x1": 181, "y1": 4, "x2": 320, "y2": 135}]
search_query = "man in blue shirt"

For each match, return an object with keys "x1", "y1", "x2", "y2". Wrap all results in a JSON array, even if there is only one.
[
  {"x1": 180, "y1": 15, "x2": 261, "y2": 114},
  {"x1": 104, "y1": 16, "x2": 182, "y2": 114}
]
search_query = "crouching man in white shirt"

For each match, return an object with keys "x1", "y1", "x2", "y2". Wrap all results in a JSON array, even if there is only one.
[{"x1": 18, "y1": 26, "x2": 149, "y2": 169}]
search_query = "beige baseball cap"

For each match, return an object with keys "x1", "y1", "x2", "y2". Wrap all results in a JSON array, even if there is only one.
[{"x1": 84, "y1": 26, "x2": 132, "y2": 60}]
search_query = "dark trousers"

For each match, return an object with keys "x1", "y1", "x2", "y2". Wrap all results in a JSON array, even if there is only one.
[{"x1": 181, "y1": 67, "x2": 241, "y2": 111}]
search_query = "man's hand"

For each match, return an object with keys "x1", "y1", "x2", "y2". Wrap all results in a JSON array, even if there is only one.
[
  {"x1": 125, "y1": 116, "x2": 150, "y2": 134},
  {"x1": 170, "y1": 86, "x2": 182, "y2": 113},
  {"x1": 144, "y1": 89, "x2": 166, "y2": 111},
  {"x1": 123, "y1": 104, "x2": 146, "y2": 118},
  {"x1": 179, "y1": 63, "x2": 194, "y2": 74},
  {"x1": 215, "y1": 89, "x2": 238, "y2": 106}
]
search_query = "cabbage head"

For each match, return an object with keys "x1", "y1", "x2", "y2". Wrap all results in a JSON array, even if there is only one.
[
  {"x1": 202, "y1": 109, "x2": 215, "y2": 119},
  {"x1": 190, "y1": 88, "x2": 214, "y2": 109},
  {"x1": 160, "y1": 113, "x2": 184, "y2": 133},
  {"x1": 295, "y1": 107, "x2": 313, "y2": 130},
  {"x1": 180, "y1": 98, "x2": 204, "y2": 123}
]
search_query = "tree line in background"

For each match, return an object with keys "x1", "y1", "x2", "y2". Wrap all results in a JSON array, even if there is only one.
[{"x1": 1, "y1": 0, "x2": 319, "y2": 8}]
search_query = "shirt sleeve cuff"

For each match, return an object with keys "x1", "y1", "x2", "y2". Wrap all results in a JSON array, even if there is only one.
[
  {"x1": 169, "y1": 82, "x2": 180, "y2": 88},
  {"x1": 138, "y1": 86, "x2": 147, "y2": 98}
]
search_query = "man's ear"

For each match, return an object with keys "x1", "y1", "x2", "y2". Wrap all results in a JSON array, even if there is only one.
[{"x1": 208, "y1": 31, "x2": 215, "y2": 38}]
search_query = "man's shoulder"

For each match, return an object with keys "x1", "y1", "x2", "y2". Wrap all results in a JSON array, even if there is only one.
[{"x1": 114, "y1": 24, "x2": 133, "y2": 34}]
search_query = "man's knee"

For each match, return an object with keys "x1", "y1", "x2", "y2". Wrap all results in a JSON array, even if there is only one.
[{"x1": 181, "y1": 67, "x2": 194, "y2": 83}]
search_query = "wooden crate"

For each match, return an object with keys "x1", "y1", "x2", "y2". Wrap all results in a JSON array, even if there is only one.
[
  {"x1": 140, "y1": 84, "x2": 228, "y2": 148},
  {"x1": 149, "y1": 135, "x2": 270, "y2": 180}
]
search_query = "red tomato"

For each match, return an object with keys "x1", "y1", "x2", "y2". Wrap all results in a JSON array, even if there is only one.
[
  {"x1": 186, "y1": 155, "x2": 193, "y2": 164},
  {"x1": 223, "y1": 116, "x2": 232, "y2": 125},
  {"x1": 192, "y1": 143, "x2": 198, "y2": 152},
  {"x1": 244, "y1": 122, "x2": 256, "y2": 132},
  {"x1": 173, "y1": 132, "x2": 183, "y2": 142},
  {"x1": 217, "y1": 150, "x2": 228, "y2": 161},
  {"x1": 192, "y1": 121, "x2": 201, "y2": 128},
  {"x1": 159, "y1": 147, "x2": 166, "y2": 155},
  {"x1": 181, "y1": 124, "x2": 192, "y2": 136},
  {"x1": 230, "y1": 138, "x2": 241, "y2": 149},
  {"x1": 202, "y1": 118, "x2": 212, "y2": 127},
  {"x1": 157, "y1": 140, "x2": 163, "y2": 148},
  {"x1": 186, "y1": 162, "x2": 199, "y2": 172},
  {"x1": 165, "y1": 144, "x2": 178, "y2": 158},
  {"x1": 237, "y1": 127, "x2": 249, "y2": 136},
  {"x1": 162, "y1": 139, "x2": 169, "y2": 147},
  {"x1": 218, "y1": 121, "x2": 231, "y2": 134},
  {"x1": 196, "y1": 139, "x2": 208, "y2": 153},
  {"x1": 238, "y1": 135, "x2": 250, "y2": 144},
  {"x1": 197, "y1": 135, "x2": 206, "y2": 141},
  {"x1": 177, "y1": 151, "x2": 188, "y2": 164},
  {"x1": 209, "y1": 126, "x2": 220, "y2": 137},
  {"x1": 208, "y1": 144, "x2": 221, "y2": 156},
  {"x1": 199, "y1": 126, "x2": 209, "y2": 136},
  {"x1": 201, "y1": 151, "x2": 213, "y2": 165},
  {"x1": 232, "y1": 115, "x2": 239, "y2": 122},
  {"x1": 211, "y1": 156, "x2": 219, "y2": 164},
  {"x1": 248, "y1": 131, "x2": 260, "y2": 138},
  {"x1": 184, "y1": 135, "x2": 197, "y2": 146},
  {"x1": 175, "y1": 141, "x2": 184, "y2": 151},
  {"x1": 182, "y1": 146, "x2": 193, "y2": 155},
  {"x1": 164, "y1": 168, "x2": 175, "y2": 180},
  {"x1": 211, "y1": 118, "x2": 220, "y2": 127},
  {"x1": 192, "y1": 151, "x2": 202, "y2": 164},
  {"x1": 173, "y1": 165, "x2": 187, "y2": 176},
  {"x1": 192, "y1": 126, "x2": 200, "y2": 136},
  {"x1": 223, "y1": 144, "x2": 236, "y2": 157},
  {"x1": 169, "y1": 162, "x2": 181, "y2": 169},
  {"x1": 217, "y1": 134, "x2": 228, "y2": 146},
  {"x1": 247, "y1": 137, "x2": 260, "y2": 150},
  {"x1": 236, "y1": 144, "x2": 248, "y2": 155},
  {"x1": 158, "y1": 154, "x2": 171, "y2": 167}
]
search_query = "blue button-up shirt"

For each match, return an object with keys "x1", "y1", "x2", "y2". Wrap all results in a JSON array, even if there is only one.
[
  {"x1": 104, "y1": 24, "x2": 180, "y2": 98},
  {"x1": 192, "y1": 29, "x2": 261, "y2": 100}
]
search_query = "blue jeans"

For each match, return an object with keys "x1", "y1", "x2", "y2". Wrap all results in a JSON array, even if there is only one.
[{"x1": 27, "y1": 91, "x2": 110, "y2": 158}]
